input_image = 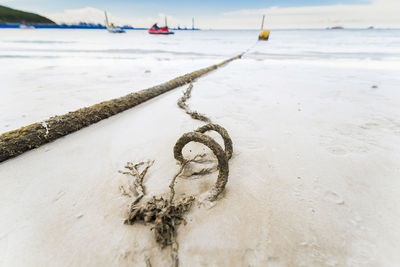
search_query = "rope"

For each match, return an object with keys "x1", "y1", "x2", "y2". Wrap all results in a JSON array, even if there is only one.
[
  {"x1": 121, "y1": 40, "x2": 262, "y2": 266},
  {"x1": 0, "y1": 53, "x2": 243, "y2": 163},
  {"x1": 177, "y1": 83, "x2": 211, "y2": 123},
  {"x1": 122, "y1": 81, "x2": 235, "y2": 267}
]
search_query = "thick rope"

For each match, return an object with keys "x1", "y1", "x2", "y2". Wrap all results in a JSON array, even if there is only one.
[
  {"x1": 120, "y1": 42, "x2": 259, "y2": 265},
  {"x1": 173, "y1": 126, "x2": 230, "y2": 201},
  {"x1": 195, "y1": 123, "x2": 233, "y2": 160},
  {"x1": 0, "y1": 53, "x2": 243, "y2": 163},
  {"x1": 122, "y1": 81, "x2": 235, "y2": 267}
]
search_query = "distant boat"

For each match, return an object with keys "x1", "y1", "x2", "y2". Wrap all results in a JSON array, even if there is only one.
[
  {"x1": 148, "y1": 17, "x2": 174, "y2": 35},
  {"x1": 173, "y1": 20, "x2": 199, "y2": 31},
  {"x1": 367, "y1": 26, "x2": 374, "y2": 30},
  {"x1": 104, "y1": 11, "x2": 125, "y2": 33},
  {"x1": 19, "y1": 24, "x2": 34, "y2": 29},
  {"x1": 20, "y1": 21, "x2": 34, "y2": 29},
  {"x1": 329, "y1": 26, "x2": 344, "y2": 30},
  {"x1": 191, "y1": 17, "x2": 200, "y2": 30}
]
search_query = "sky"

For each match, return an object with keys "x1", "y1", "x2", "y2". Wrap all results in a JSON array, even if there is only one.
[{"x1": 1, "y1": 0, "x2": 399, "y2": 29}]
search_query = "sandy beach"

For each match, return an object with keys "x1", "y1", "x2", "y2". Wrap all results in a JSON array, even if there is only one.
[{"x1": 1, "y1": 29, "x2": 400, "y2": 266}]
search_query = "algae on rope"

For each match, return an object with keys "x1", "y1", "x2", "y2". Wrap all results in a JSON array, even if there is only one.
[{"x1": 0, "y1": 53, "x2": 243, "y2": 163}]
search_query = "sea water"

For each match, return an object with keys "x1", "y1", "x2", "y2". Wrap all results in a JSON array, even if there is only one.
[
  {"x1": 2, "y1": 29, "x2": 400, "y2": 60},
  {"x1": 0, "y1": 29, "x2": 399, "y2": 133}
]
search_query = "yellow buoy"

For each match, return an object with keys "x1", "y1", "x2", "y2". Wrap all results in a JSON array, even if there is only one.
[
  {"x1": 258, "y1": 15, "x2": 270, "y2": 41},
  {"x1": 259, "y1": 30, "x2": 270, "y2": 40}
]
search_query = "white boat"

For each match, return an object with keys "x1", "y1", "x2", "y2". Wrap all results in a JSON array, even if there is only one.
[
  {"x1": 107, "y1": 25, "x2": 125, "y2": 33},
  {"x1": 20, "y1": 24, "x2": 35, "y2": 29},
  {"x1": 104, "y1": 12, "x2": 125, "y2": 33}
]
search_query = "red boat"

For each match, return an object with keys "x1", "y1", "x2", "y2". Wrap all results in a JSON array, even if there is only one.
[{"x1": 148, "y1": 23, "x2": 174, "y2": 35}]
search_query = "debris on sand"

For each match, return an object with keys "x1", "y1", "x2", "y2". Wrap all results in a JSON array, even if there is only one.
[{"x1": 121, "y1": 83, "x2": 235, "y2": 266}]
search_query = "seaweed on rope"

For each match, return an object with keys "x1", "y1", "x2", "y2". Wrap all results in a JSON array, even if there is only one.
[{"x1": 0, "y1": 53, "x2": 243, "y2": 163}]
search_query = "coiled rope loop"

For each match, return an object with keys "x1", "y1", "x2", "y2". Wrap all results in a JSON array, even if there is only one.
[{"x1": 173, "y1": 123, "x2": 232, "y2": 201}]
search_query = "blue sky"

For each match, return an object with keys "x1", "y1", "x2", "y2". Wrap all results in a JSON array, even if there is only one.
[
  {"x1": 1, "y1": 0, "x2": 369, "y2": 16},
  {"x1": 1, "y1": 0, "x2": 398, "y2": 29}
]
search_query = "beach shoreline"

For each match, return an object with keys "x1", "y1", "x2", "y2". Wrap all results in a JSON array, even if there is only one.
[{"x1": 1, "y1": 29, "x2": 400, "y2": 266}]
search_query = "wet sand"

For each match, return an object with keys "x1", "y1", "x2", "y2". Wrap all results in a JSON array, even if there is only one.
[{"x1": 1, "y1": 55, "x2": 400, "y2": 266}]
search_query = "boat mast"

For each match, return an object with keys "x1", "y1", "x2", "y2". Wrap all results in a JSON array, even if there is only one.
[
  {"x1": 192, "y1": 17, "x2": 194, "y2": 30},
  {"x1": 104, "y1": 11, "x2": 110, "y2": 27},
  {"x1": 261, "y1": 14, "x2": 265, "y2": 31},
  {"x1": 165, "y1": 16, "x2": 168, "y2": 27}
]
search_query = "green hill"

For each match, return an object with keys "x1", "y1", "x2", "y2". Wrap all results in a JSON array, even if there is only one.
[{"x1": 0, "y1": 5, "x2": 55, "y2": 24}]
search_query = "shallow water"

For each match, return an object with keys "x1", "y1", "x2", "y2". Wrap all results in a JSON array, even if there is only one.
[
  {"x1": 0, "y1": 29, "x2": 399, "y2": 133},
  {"x1": 1, "y1": 29, "x2": 400, "y2": 60}
]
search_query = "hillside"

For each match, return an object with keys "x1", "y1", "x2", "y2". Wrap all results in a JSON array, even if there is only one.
[{"x1": 0, "y1": 5, "x2": 55, "y2": 24}]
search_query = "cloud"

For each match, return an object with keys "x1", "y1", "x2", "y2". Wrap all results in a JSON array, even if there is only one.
[
  {"x1": 40, "y1": 0, "x2": 400, "y2": 29},
  {"x1": 220, "y1": 0, "x2": 400, "y2": 29},
  {"x1": 43, "y1": 7, "x2": 110, "y2": 25},
  {"x1": 43, "y1": 7, "x2": 187, "y2": 28}
]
